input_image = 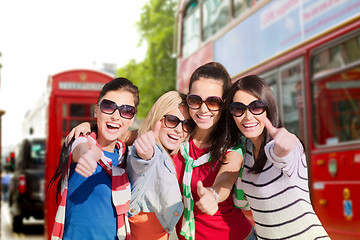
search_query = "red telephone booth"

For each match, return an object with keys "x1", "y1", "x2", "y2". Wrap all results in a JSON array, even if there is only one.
[{"x1": 44, "y1": 69, "x2": 113, "y2": 240}]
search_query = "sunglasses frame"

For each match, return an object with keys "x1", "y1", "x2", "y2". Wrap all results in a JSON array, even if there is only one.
[
  {"x1": 186, "y1": 94, "x2": 223, "y2": 111},
  {"x1": 163, "y1": 115, "x2": 195, "y2": 133},
  {"x1": 230, "y1": 100, "x2": 266, "y2": 117},
  {"x1": 99, "y1": 99, "x2": 136, "y2": 119}
]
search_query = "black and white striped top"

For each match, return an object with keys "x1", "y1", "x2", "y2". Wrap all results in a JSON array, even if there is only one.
[{"x1": 241, "y1": 140, "x2": 330, "y2": 240}]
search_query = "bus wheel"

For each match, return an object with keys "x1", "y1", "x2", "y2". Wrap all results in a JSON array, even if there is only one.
[{"x1": 12, "y1": 215, "x2": 23, "y2": 232}]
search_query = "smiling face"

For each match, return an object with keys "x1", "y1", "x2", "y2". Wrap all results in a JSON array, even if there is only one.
[
  {"x1": 188, "y1": 78, "x2": 223, "y2": 131},
  {"x1": 159, "y1": 105, "x2": 190, "y2": 152},
  {"x1": 94, "y1": 89, "x2": 135, "y2": 150},
  {"x1": 232, "y1": 90, "x2": 267, "y2": 146}
]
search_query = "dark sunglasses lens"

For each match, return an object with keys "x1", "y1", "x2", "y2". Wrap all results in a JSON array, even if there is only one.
[
  {"x1": 165, "y1": 115, "x2": 180, "y2": 128},
  {"x1": 230, "y1": 102, "x2": 246, "y2": 117},
  {"x1": 183, "y1": 120, "x2": 195, "y2": 133},
  {"x1": 120, "y1": 105, "x2": 136, "y2": 119},
  {"x1": 187, "y1": 95, "x2": 202, "y2": 109},
  {"x1": 100, "y1": 100, "x2": 116, "y2": 114},
  {"x1": 249, "y1": 100, "x2": 266, "y2": 115},
  {"x1": 206, "y1": 97, "x2": 222, "y2": 110}
]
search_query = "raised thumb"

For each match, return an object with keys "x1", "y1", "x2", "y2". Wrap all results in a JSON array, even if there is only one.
[{"x1": 197, "y1": 180, "x2": 205, "y2": 197}]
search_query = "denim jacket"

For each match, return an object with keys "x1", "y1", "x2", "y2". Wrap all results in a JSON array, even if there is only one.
[{"x1": 126, "y1": 143, "x2": 184, "y2": 233}]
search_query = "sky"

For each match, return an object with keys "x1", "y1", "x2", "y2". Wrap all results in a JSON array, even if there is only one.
[{"x1": 0, "y1": 0, "x2": 148, "y2": 151}]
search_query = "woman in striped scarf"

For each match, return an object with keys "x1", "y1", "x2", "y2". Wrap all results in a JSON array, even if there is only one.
[
  {"x1": 172, "y1": 62, "x2": 257, "y2": 240},
  {"x1": 126, "y1": 90, "x2": 195, "y2": 240},
  {"x1": 49, "y1": 77, "x2": 139, "y2": 240}
]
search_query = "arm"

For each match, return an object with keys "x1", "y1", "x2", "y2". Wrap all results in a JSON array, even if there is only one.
[
  {"x1": 65, "y1": 122, "x2": 137, "y2": 147},
  {"x1": 264, "y1": 117, "x2": 302, "y2": 175},
  {"x1": 196, "y1": 151, "x2": 242, "y2": 215},
  {"x1": 65, "y1": 122, "x2": 91, "y2": 146}
]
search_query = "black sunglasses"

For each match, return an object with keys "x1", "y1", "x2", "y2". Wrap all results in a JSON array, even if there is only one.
[
  {"x1": 99, "y1": 99, "x2": 136, "y2": 119},
  {"x1": 186, "y1": 94, "x2": 223, "y2": 111},
  {"x1": 163, "y1": 115, "x2": 195, "y2": 133},
  {"x1": 229, "y1": 100, "x2": 266, "y2": 117}
]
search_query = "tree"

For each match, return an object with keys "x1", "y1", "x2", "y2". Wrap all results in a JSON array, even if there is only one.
[{"x1": 116, "y1": 0, "x2": 178, "y2": 119}]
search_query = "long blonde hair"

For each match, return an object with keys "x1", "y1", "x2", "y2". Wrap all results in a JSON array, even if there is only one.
[{"x1": 139, "y1": 90, "x2": 188, "y2": 154}]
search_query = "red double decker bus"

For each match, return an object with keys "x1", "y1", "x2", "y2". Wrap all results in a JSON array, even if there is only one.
[
  {"x1": 22, "y1": 69, "x2": 113, "y2": 240},
  {"x1": 174, "y1": 0, "x2": 360, "y2": 239}
]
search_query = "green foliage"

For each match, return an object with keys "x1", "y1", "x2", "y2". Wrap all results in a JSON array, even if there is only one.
[{"x1": 116, "y1": 0, "x2": 178, "y2": 119}]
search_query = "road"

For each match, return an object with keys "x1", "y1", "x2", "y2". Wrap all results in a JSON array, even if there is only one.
[{"x1": 1, "y1": 201, "x2": 44, "y2": 240}]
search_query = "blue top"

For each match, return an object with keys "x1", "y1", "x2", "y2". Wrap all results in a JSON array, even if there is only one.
[
  {"x1": 63, "y1": 149, "x2": 119, "y2": 240},
  {"x1": 126, "y1": 143, "x2": 184, "y2": 233}
]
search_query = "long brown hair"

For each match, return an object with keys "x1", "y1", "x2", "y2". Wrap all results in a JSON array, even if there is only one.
[
  {"x1": 188, "y1": 62, "x2": 232, "y2": 165},
  {"x1": 223, "y1": 75, "x2": 283, "y2": 173}
]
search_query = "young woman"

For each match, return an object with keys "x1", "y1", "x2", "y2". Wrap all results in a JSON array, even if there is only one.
[
  {"x1": 172, "y1": 62, "x2": 256, "y2": 240},
  {"x1": 126, "y1": 90, "x2": 195, "y2": 240},
  {"x1": 49, "y1": 77, "x2": 139, "y2": 240},
  {"x1": 222, "y1": 75, "x2": 330, "y2": 239}
]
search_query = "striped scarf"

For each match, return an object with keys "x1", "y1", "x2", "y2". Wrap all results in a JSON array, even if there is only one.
[
  {"x1": 179, "y1": 140, "x2": 249, "y2": 240},
  {"x1": 230, "y1": 142, "x2": 249, "y2": 210},
  {"x1": 179, "y1": 140, "x2": 211, "y2": 240},
  {"x1": 51, "y1": 133, "x2": 131, "y2": 240}
]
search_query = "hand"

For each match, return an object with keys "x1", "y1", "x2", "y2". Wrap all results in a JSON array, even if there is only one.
[
  {"x1": 134, "y1": 121, "x2": 161, "y2": 160},
  {"x1": 264, "y1": 117, "x2": 299, "y2": 157},
  {"x1": 195, "y1": 181, "x2": 219, "y2": 216},
  {"x1": 75, "y1": 136, "x2": 102, "y2": 177},
  {"x1": 65, "y1": 122, "x2": 91, "y2": 146}
]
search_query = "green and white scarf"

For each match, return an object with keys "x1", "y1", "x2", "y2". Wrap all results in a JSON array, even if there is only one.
[
  {"x1": 180, "y1": 140, "x2": 211, "y2": 240},
  {"x1": 179, "y1": 140, "x2": 249, "y2": 240},
  {"x1": 230, "y1": 142, "x2": 250, "y2": 210}
]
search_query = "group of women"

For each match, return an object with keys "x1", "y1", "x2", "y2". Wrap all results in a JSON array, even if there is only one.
[{"x1": 49, "y1": 62, "x2": 330, "y2": 240}]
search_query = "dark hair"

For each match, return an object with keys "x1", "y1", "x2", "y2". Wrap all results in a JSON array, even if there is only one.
[
  {"x1": 222, "y1": 75, "x2": 282, "y2": 173},
  {"x1": 188, "y1": 62, "x2": 232, "y2": 165},
  {"x1": 97, "y1": 77, "x2": 140, "y2": 108},
  {"x1": 48, "y1": 77, "x2": 139, "y2": 204},
  {"x1": 188, "y1": 62, "x2": 231, "y2": 98}
]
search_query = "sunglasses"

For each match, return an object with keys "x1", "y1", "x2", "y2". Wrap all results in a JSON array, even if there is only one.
[
  {"x1": 163, "y1": 115, "x2": 195, "y2": 133},
  {"x1": 99, "y1": 99, "x2": 136, "y2": 119},
  {"x1": 229, "y1": 100, "x2": 266, "y2": 117},
  {"x1": 186, "y1": 94, "x2": 223, "y2": 111}
]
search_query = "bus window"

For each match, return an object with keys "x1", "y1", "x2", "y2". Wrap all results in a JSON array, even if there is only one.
[
  {"x1": 232, "y1": 0, "x2": 260, "y2": 18},
  {"x1": 202, "y1": 0, "x2": 230, "y2": 41},
  {"x1": 311, "y1": 33, "x2": 360, "y2": 146},
  {"x1": 279, "y1": 60, "x2": 303, "y2": 139},
  {"x1": 312, "y1": 35, "x2": 360, "y2": 78},
  {"x1": 182, "y1": 0, "x2": 201, "y2": 58},
  {"x1": 262, "y1": 71, "x2": 278, "y2": 102}
]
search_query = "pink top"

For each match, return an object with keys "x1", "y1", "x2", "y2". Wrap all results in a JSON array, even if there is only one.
[{"x1": 172, "y1": 137, "x2": 253, "y2": 240}]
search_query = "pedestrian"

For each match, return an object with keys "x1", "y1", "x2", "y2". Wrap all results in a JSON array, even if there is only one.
[
  {"x1": 126, "y1": 90, "x2": 195, "y2": 240},
  {"x1": 2, "y1": 171, "x2": 12, "y2": 201},
  {"x1": 218, "y1": 75, "x2": 330, "y2": 239},
  {"x1": 49, "y1": 77, "x2": 139, "y2": 240}
]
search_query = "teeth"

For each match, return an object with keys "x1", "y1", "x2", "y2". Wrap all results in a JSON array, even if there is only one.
[
  {"x1": 197, "y1": 115, "x2": 211, "y2": 120},
  {"x1": 168, "y1": 134, "x2": 180, "y2": 140},
  {"x1": 243, "y1": 123, "x2": 258, "y2": 128},
  {"x1": 107, "y1": 123, "x2": 120, "y2": 128}
]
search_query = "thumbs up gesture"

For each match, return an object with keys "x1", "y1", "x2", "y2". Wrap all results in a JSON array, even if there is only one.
[
  {"x1": 134, "y1": 121, "x2": 161, "y2": 160},
  {"x1": 75, "y1": 136, "x2": 102, "y2": 177},
  {"x1": 196, "y1": 181, "x2": 219, "y2": 216},
  {"x1": 264, "y1": 117, "x2": 299, "y2": 157}
]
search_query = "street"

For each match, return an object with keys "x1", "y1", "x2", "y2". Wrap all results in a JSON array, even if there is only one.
[{"x1": 1, "y1": 201, "x2": 44, "y2": 240}]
